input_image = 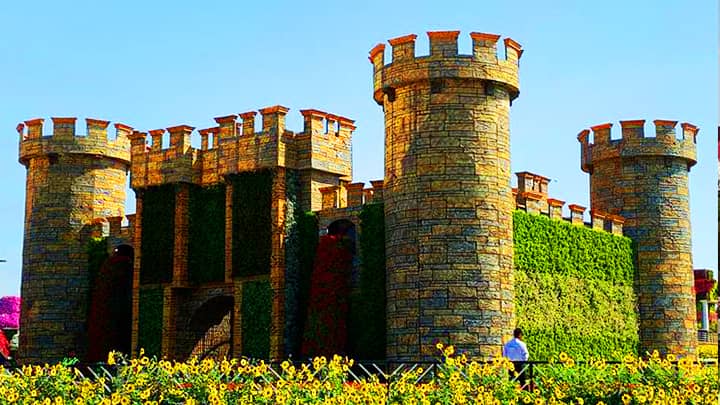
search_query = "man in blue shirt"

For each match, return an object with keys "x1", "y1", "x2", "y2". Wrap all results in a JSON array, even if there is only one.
[{"x1": 503, "y1": 328, "x2": 530, "y2": 387}]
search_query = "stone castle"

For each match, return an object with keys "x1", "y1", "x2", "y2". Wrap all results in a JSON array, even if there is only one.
[{"x1": 16, "y1": 30, "x2": 699, "y2": 364}]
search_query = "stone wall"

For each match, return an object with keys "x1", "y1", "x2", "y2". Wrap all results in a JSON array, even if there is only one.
[
  {"x1": 17, "y1": 118, "x2": 131, "y2": 364},
  {"x1": 579, "y1": 119, "x2": 699, "y2": 355},
  {"x1": 370, "y1": 30, "x2": 521, "y2": 362}
]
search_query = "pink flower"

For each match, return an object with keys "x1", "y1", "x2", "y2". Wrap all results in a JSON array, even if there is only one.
[
  {"x1": 0, "y1": 296, "x2": 20, "y2": 315},
  {"x1": 0, "y1": 296, "x2": 20, "y2": 329}
]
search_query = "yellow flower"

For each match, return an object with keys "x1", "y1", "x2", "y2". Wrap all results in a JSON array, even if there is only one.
[
  {"x1": 559, "y1": 352, "x2": 568, "y2": 362},
  {"x1": 666, "y1": 353, "x2": 676, "y2": 362},
  {"x1": 107, "y1": 351, "x2": 116, "y2": 366},
  {"x1": 622, "y1": 394, "x2": 631, "y2": 404}
]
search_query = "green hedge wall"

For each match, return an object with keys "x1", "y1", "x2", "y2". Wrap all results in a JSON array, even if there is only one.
[
  {"x1": 138, "y1": 288, "x2": 164, "y2": 357},
  {"x1": 242, "y1": 280, "x2": 271, "y2": 359},
  {"x1": 188, "y1": 184, "x2": 226, "y2": 284},
  {"x1": 86, "y1": 237, "x2": 109, "y2": 311},
  {"x1": 283, "y1": 170, "x2": 304, "y2": 357},
  {"x1": 231, "y1": 171, "x2": 273, "y2": 277},
  {"x1": 141, "y1": 185, "x2": 176, "y2": 284},
  {"x1": 515, "y1": 270, "x2": 638, "y2": 360},
  {"x1": 513, "y1": 210, "x2": 638, "y2": 360},
  {"x1": 349, "y1": 203, "x2": 386, "y2": 360},
  {"x1": 293, "y1": 211, "x2": 318, "y2": 357},
  {"x1": 513, "y1": 210, "x2": 634, "y2": 285}
]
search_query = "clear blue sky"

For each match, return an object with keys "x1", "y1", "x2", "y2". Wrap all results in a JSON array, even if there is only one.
[{"x1": 0, "y1": 1, "x2": 717, "y2": 298}]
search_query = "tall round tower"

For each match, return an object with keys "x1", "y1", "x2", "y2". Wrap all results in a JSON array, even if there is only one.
[
  {"x1": 369, "y1": 31, "x2": 521, "y2": 362},
  {"x1": 578, "y1": 120, "x2": 698, "y2": 355},
  {"x1": 17, "y1": 117, "x2": 132, "y2": 363}
]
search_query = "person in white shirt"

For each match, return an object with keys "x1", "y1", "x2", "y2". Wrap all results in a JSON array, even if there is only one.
[{"x1": 502, "y1": 328, "x2": 529, "y2": 387}]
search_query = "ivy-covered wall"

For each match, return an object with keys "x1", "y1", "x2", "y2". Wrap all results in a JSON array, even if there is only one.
[
  {"x1": 513, "y1": 211, "x2": 634, "y2": 283},
  {"x1": 231, "y1": 171, "x2": 272, "y2": 277},
  {"x1": 188, "y1": 184, "x2": 225, "y2": 284},
  {"x1": 242, "y1": 280, "x2": 271, "y2": 359},
  {"x1": 289, "y1": 211, "x2": 319, "y2": 357},
  {"x1": 513, "y1": 210, "x2": 638, "y2": 360},
  {"x1": 348, "y1": 203, "x2": 386, "y2": 360},
  {"x1": 86, "y1": 237, "x2": 109, "y2": 313},
  {"x1": 138, "y1": 287, "x2": 164, "y2": 357},
  {"x1": 283, "y1": 170, "x2": 307, "y2": 357},
  {"x1": 306, "y1": 208, "x2": 637, "y2": 361},
  {"x1": 141, "y1": 185, "x2": 176, "y2": 284}
]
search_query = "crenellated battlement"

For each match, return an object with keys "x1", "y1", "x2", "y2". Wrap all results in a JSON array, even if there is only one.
[
  {"x1": 128, "y1": 106, "x2": 356, "y2": 189},
  {"x1": 87, "y1": 215, "x2": 136, "y2": 249},
  {"x1": 513, "y1": 171, "x2": 624, "y2": 235},
  {"x1": 369, "y1": 30, "x2": 521, "y2": 105},
  {"x1": 18, "y1": 117, "x2": 132, "y2": 166},
  {"x1": 578, "y1": 119, "x2": 698, "y2": 174},
  {"x1": 317, "y1": 180, "x2": 385, "y2": 212},
  {"x1": 314, "y1": 170, "x2": 627, "y2": 259}
]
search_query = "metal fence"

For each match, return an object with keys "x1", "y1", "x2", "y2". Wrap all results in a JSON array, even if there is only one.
[
  {"x1": 697, "y1": 330, "x2": 718, "y2": 343},
  {"x1": 3, "y1": 358, "x2": 718, "y2": 395}
]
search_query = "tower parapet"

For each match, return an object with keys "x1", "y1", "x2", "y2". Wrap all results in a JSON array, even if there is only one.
[
  {"x1": 578, "y1": 119, "x2": 698, "y2": 355},
  {"x1": 578, "y1": 120, "x2": 697, "y2": 174},
  {"x1": 17, "y1": 116, "x2": 131, "y2": 364},
  {"x1": 18, "y1": 117, "x2": 131, "y2": 166},
  {"x1": 370, "y1": 31, "x2": 521, "y2": 362},
  {"x1": 370, "y1": 31, "x2": 521, "y2": 106}
]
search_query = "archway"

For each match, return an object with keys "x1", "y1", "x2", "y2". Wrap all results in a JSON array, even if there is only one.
[{"x1": 185, "y1": 295, "x2": 234, "y2": 360}]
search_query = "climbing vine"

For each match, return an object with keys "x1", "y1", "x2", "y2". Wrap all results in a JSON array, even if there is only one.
[
  {"x1": 293, "y1": 211, "x2": 318, "y2": 356},
  {"x1": 188, "y1": 184, "x2": 226, "y2": 284},
  {"x1": 241, "y1": 280, "x2": 271, "y2": 359},
  {"x1": 138, "y1": 288, "x2": 164, "y2": 357},
  {"x1": 86, "y1": 252, "x2": 133, "y2": 362},
  {"x1": 283, "y1": 170, "x2": 302, "y2": 356},
  {"x1": 513, "y1": 210, "x2": 638, "y2": 359},
  {"x1": 231, "y1": 171, "x2": 273, "y2": 277},
  {"x1": 140, "y1": 185, "x2": 176, "y2": 284},
  {"x1": 349, "y1": 203, "x2": 386, "y2": 360},
  {"x1": 301, "y1": 234, "x2": 354, "y2": 358},
  {"x1": 513, "y1": 210, "x2": 635, "y2": 285}
]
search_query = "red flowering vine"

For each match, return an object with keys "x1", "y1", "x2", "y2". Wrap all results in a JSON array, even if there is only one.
[
  {"x1": 301, "y1": 234, "x2": 353, "y2": 358},
  {"x1": 86, "y1": 252, "x2": 133, "y2": 362},
  {"x1": 0, "y1": 329, "x2": 9, "y2": 359}
]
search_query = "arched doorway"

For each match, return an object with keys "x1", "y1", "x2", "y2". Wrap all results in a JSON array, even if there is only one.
[
  {"x1": 327, "y1": 219, "x2": 359, "y2": 285},
  {"x1": 185, "y1": 296, "x2": 234, "y2": 360}
]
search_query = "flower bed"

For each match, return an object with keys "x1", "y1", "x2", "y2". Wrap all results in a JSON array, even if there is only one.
[{"x1": 0, "y1": 346, "x2": 717, "y2": 404}]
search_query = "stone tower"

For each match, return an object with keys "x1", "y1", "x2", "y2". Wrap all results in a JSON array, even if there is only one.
[
  {"x1": 578, "y1": 119, "x2": 699, "y2": 355},
  {"x1": 17, "y1": 117, "x2": 131, "y2": 363},
  {"x1": 369, "y1": 31, "x2": 521, "y2": 362}
]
